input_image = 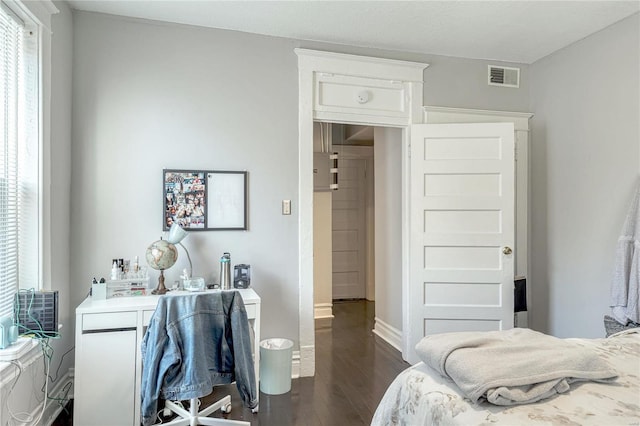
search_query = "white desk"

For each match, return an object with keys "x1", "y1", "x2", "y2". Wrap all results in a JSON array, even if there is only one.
[{"x1": 74, "y1": 289, "x2": 260, "y2": 426}]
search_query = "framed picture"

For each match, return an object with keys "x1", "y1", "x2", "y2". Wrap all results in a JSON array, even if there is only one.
[
  {"x1": 163, "y1": 169, "x2": 247, "y2": 231},
  {"x1": 163, "y1": 170, "x2": 207, "y2": 230}
]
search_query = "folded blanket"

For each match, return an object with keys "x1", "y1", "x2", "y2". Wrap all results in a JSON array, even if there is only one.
[{"x1": 415, "y1": 328, "x2": 617, "y2": 406}]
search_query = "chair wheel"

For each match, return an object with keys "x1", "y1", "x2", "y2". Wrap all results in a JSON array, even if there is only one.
[{"x1": 221, "y1": 403, "x2": 232, "y2": 414}]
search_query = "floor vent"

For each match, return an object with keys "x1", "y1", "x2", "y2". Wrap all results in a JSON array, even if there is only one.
[{"x1": 488, "y1": 65, "x2": 520, "y2": 88}]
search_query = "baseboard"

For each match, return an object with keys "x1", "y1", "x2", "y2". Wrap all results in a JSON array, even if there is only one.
[
  {"x1": 372, "y1": 317, "x2": 402, "y2": 352},
  {"x1": 42, "y1": 368, "x2": 75, "y2": 426},
  {"x1": 515, "y1": 311, "x2": 529, "y2": 328},
  {"x1": 314, "y1": 303, "x2": 334, "y2": 319},
  {"x1": 44, "y1": 359, "x2": 304, "y2": 423},
  {"x1": 298, "y1": 345, "x2": 314, "y2": 377},
  {"x1": 291, "y1": 350, "x2": 301, "y2": 379}
]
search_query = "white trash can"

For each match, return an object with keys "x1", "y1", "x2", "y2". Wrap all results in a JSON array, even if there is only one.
[{"x1": 259, "y1": 338, "x2": 293, "y2": 395}]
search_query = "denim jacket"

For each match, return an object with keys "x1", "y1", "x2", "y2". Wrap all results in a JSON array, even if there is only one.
[{"x1": 140, "y1": 290, "x2": 258, "y2": 426}]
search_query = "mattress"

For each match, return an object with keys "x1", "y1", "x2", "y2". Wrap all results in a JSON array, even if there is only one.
[{"x1": 371, "y1": 330, "x2": 640, "y2": 425}]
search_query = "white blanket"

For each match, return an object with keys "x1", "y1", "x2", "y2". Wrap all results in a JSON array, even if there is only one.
[{"x1": 415, "y1": 328, "x2": 617, "y2": 406}]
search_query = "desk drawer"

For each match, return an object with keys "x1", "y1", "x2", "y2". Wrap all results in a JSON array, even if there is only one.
[
  {"x1": 142, "y1": 310, "x2": 155, "y2": 327},
  {"x1": 82, "y1": 311, "x2": 137, "y2": 332}
]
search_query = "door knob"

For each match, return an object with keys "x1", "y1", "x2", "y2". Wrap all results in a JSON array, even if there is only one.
[{"x1": 503, "y1": 247, "x2": 513, "y2": 255}]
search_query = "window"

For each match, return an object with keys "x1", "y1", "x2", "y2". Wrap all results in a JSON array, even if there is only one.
[{"x1": 0, "y1": 2, "x2": 40, "y2": 318}]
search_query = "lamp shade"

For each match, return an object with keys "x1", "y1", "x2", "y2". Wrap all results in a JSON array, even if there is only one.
[{"x1": 167, "y1": 223, "x2": 188, "y2": 244}]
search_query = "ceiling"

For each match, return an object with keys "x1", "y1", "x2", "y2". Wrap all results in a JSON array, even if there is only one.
[{"x1": 65, "y1": 1, "x2": 639, "y2": 64}]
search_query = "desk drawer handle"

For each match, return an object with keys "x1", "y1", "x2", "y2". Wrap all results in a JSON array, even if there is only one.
[{"x1": 83, "y1": 327, "x2": 136, "y2": 334}]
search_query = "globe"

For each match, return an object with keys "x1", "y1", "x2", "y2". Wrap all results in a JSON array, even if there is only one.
[
  {"x1": 146, "y1": 239, "x2": 179, "y2": 295},
  {"x1": 146, "y1": 239, "x2": 178, "y2": 271}
]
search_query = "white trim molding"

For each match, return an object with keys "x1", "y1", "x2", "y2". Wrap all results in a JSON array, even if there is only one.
[
  {"x1": 5, "y1": 0, "x2": 59, "y2": 295},
  {"x1": 295, "y1": 48, "x2": 427, "y2": 83},
  {"x1": 372, "y1": 317, "x2": 403, "y2": 352},
  {"x1": 291, "y1": 351, "x2": 301, "y2": 379},
  {"x1": 298, "y1": 345, "x2": 314, "y2": 377},
  {"x1": 43, "y1": 369, "x2": 73, "y2": 426},
  {"x1": 296, "y1": 48, "x2": 428, "y2": 375},
  {"x1": 424, "y1": 105, "x2": 532, "y2": 132},
  {"x1": 314, "y1": 303, "x2": 334, "y2": 319}
]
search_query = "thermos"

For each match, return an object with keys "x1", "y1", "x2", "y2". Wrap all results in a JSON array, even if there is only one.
[{"x1": 220, "y1": 252, "x2": 231, "y2": 290}]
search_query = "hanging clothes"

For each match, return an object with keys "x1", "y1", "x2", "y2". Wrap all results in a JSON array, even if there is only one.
[{"x1": 610, "y1": 183, "x2": 640, "y2": 325}]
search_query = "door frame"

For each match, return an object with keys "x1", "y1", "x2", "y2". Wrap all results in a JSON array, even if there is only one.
[{"x1": 295, "y1": 49, "x2": 428, "y2": 376}]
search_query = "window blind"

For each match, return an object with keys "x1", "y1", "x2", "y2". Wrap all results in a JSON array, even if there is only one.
[{"x1": 0, "y1": 5, "x2": 24, "y2": 318}]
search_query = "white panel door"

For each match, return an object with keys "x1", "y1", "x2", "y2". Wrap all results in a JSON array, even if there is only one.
[
  {"x1": 332, "y1": 158, "x2": 367, "y2": 299},
  {"x1": 407, "y1": 123, "x2": 515, "y2": 364}
]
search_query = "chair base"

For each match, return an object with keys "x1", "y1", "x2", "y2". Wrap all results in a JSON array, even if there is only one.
[{"x1": 161, "y1": 395, "x2": 250, "y2": 426}]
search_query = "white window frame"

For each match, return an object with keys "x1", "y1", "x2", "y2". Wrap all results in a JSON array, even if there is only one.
[{"x1": 0, "y1": 0, "x2": 57, "y2": 317}]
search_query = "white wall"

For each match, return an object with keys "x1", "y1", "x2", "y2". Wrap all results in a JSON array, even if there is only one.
[
  {"x1": 313, "y1": 192, "x2": 332, "y2": 318},
  {"x1": 373, "y1": 127, "x2": 403, "y2": 332},
  {"x1": 70, "y1": 11, "x2": 531, "y2": 354},
  {"x1": 529, "y1": 13, "x2": 640, "y2": 337},
  {"x1": 365, "y1": 146, "x2": 375, "y2": 301},
  {"x1": 71, "y1": 12, "x2": 300, "y2": 343},
  {"x1": 312, "y1": 123, "x2": 333, "y2": 318}
]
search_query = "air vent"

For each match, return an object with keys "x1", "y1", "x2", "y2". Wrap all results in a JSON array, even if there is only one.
[{"x1": 488, "y1": 65, "x2": 520, "y2": 88}]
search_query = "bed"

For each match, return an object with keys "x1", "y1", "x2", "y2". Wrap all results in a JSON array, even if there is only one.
[{"x1": 372, "y1": 329, "x2": 640, "y2": 425}]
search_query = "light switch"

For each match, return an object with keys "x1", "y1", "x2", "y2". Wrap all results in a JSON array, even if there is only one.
[{"x1": 282, "y1": 200, "x2": 291, "y2": 215}]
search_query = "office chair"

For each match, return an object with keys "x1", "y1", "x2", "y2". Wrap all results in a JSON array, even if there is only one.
[
  {"x1": 141, "y1": 291, "x2": 258, "y2": 426},
  {"x1": 162, "y1": 397, "x2": 248, "y2": 426}
]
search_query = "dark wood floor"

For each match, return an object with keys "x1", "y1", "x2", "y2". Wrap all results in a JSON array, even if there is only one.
[{"x1": 55, "y1": 300, "x2": 410, "y2": 425}]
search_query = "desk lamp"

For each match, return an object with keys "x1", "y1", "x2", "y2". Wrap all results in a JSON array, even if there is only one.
[{"x1": 166, "y1": 223, "x2": 193, "y2": 279}]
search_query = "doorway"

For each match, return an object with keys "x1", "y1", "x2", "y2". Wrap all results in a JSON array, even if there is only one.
[
  {"x1": 312, "y1": 122, "x2": 404, "y2": 350},
  {"x1": 296, "y1": 48, "x2": 428, "y2": 377},
  {"x1": 313, "y1": 123, "x2": 375, "y2": 312},
  {"x1": 297, "y1": 49, "x2": 520, "y2": 376}
]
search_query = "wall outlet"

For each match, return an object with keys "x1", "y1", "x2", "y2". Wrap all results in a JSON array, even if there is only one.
[{"x1": 282, "y1": 200, "x2": 291, "y2": 215}]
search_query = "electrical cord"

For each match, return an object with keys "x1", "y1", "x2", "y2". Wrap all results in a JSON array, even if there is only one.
[
  {"x1": 43, "y1": 345, "x2": 74, "y2": 385},
  {"x1": 3, "y1": 360, "x2": 24, "y2": 426},
  {"x1": 4, "y1": 289, "x2": 65, "y2": 425},
  {"x1": 46, "y1": 380, "x2": 72, "y2": 404},
  {"x1": 154, "y1": 400, "x2": 186, "y2": 425},
  {"x1": 4, "y1": 339, "x2": 51, "y2": 426}
]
